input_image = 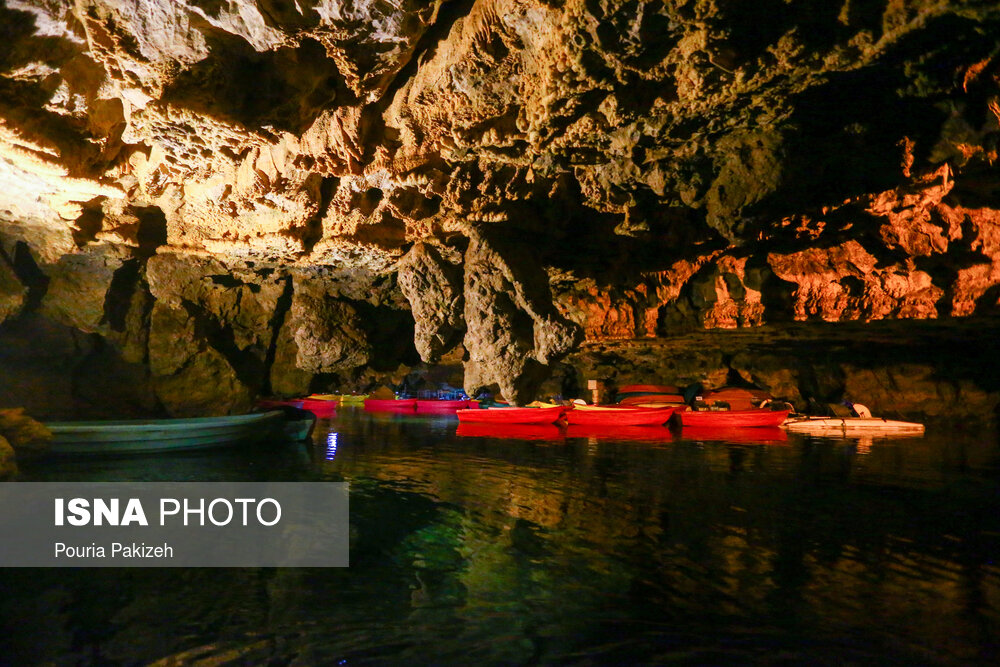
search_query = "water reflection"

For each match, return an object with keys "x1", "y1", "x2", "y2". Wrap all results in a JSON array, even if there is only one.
[
  {"x1": 2, "y1": 408, "x2": 998, "y2": 665},
  {"x1": 326, "y1": 431, "x2": 339, "y2": 461}
]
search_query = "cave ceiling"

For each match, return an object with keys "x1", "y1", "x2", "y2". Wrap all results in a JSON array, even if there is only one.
[{"x1": 1, "y1": 0, "x2": 1000, "y2": 403}]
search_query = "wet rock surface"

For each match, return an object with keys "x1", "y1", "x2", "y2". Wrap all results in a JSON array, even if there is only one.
[
  {"x1": 1, "y1": 1, "x2": 999, "y2": 409},
  {"x1": 463, "y1": 229, "x2": 583, "y2": 403},
  {"x1": 0, "y1": 407, "x2": 52, "y2": 479},
  {"x1": 564, "y1": 317, "x2": 1000, "y2": 426},
  {"x1": 397, "y1": 241, "x2": 465, "y2": 364},
  {"x1": 0, "y1": 436, "x2": 15, "y2": 480}
]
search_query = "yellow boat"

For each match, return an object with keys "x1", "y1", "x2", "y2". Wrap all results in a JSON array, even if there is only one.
[{"x1": 307, "y1": 393, "x2": 369, "y2": 404}]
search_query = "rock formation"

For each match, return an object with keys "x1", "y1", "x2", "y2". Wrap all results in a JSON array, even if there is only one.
[
  {"x1": 1, "y1": 1, "x2": 999, "y2": 413},
  {"x1": 463, "y1": 228, "x2": 582, "y2": 402},
  {"x1": 0, "y1": 407, "x2": 52, "y2": 478},
  {"x1": 397, "y1": 241, "x2": 465, "y2": 363}
]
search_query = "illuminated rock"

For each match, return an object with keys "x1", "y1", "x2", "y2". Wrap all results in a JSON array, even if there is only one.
[{"x1": 0, "y1": 0, "x2": 999, "y2": 411}]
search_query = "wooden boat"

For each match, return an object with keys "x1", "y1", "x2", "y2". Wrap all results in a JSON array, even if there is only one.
[
  {"x1": 456, "y1": 406, "x2": 566, "y2": 425},
  {"x1": 680, "y1": 426, "x2": 788, "y2": 444},
  {"x1": 616, "y1": 384, "x2": 686, "y2": 406},
  {"x1": 566, "y1": 405, "x2": 676, "y2": 427},
  {"x1": 618, "y1": 394, "x2": 687, "y2": 406},
  {"x1": 415, "y1": 399, "x2": 477, "y2": 412},
  {"x1": 363, "y1": 398, "x2": 417, "y2": 411},
  {"x1": 679, "y1": 408, "x2": 790, "y2": 428},
  {"x1": 338, "y1": 394, "x2": 368, "y2": 404},
  {"x1": 455, "y1": 423, "x2": 565, "y2": 441},
  {"x1": 783, "y1": 417, "x2": 925, "y2": 434},
  {"x1": 44, "y1": 411, "x2": 285, "y2": 456}
]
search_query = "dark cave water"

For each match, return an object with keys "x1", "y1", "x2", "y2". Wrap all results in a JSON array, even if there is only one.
[{"x1": 2, "y1": 408, "x2": 999, "y2": 665}]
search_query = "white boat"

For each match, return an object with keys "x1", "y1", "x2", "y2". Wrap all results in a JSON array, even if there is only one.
[
  {"x1": 44, "y1": 411, "x2": 287, "y2": 456},
  {"x1": 783, "y1": 416, "x2": 925, "y2": 434}
]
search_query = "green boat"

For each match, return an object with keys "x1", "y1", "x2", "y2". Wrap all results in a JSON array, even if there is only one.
[{"x1": 44, "y1": 411, "x2": 287, "y2": 456}]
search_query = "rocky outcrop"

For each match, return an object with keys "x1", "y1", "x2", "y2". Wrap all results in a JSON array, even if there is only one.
[
  {"x1": 1, "y1": 1, "x2": 1000, "y2": 410},
  {"x1": 565, "y1": 318, "x2": 1000, "y2": 426},
  {"x1": 146, "y1": 253, "x2": 286, "y2": 353},
  {"x1": 397, "y1": 242, "x2": 465, "y2": 363},
  {"x1": 285, "y1": 285, "x2": 368, "y2": 375},
  {"x1": 0, "y1": 436, "x2": 15, "y2": 480},
  {"x1": 0, "y1": 407, "x2": 51, "y2": 453},
  {"x1": 464, "y1": 230, "x2": 582, "y2": 403},
  {"x1": 147, "y1": 301, "x2": 253, "y2": 417},
  {"x1": 0, "y1": 407, "x2": 53, "y2": 480},
  {"x1": 39, "y1": 244, "x2": 133, "y2": 332},
  {"x1": 0, "y1": 250, "x2": 26, "y2": 322}
]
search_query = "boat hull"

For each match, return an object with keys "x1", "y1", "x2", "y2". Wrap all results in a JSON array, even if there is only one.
[
  {"x1": 258, "y1": 398, "x2": 335, "y2": 418},
  {"x1": 415, "y1": 399, "x2": 476, "y2": 412},
  {"x1": 618, "y1": 394, "x2": 687, "y2": 406},
  {"x1": 680, "y1": 408, "x2": 790, "y2": 428},
  {"x1": 364, "y1": 398, "x2": 417, "y2": 411},
  {"x1": 45, "y1": 411, "x2": 284, "y2": 456},
  {"x1": 299, "y1": 398, "x2": 338, "y2": 417},
  {"x1": 567, "y1": 406, "x2": 675, "y2": 427},
  {"x1": 456, "y1": 406, "x2": 566, "y2": 425},
  {"x1": 783, "y1": 417, "x2": 925, "y2": 433},
  {"x1": 618, "y1": 384, "x2": 681, "y2": 395}
]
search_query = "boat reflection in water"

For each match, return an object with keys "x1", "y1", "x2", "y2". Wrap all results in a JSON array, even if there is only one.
[
  {"x1": 455, "y1": 422, "x2": 565, "y2": 441},
  {"x1": 565, "y1": 424, "x2": 675, "y2": 443},
  {"x1": 679, "y1": 426, "x2": 788, "y2": 444},
  {"x1": 795, "y1": 428, "x2": 926, "y2": 454}
]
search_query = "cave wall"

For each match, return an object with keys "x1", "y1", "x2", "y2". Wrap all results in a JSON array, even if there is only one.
[{"x1": 1, "y1": 1, "x2": 1000, "y2": 412}]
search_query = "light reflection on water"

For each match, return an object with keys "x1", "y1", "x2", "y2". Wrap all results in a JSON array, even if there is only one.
[{"x1": 3, "y1": 408, "x2": 999, "y2": 665}]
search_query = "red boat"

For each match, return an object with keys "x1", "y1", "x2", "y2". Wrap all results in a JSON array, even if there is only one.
[
  {"x1": 566, "y1": 406, "x2": 676, "y2": 427},
  {"x1": 415, "y1": 399, "x2": 477, "y2": 412},
  {"x1": 680, "y1": 426, "x2": 788, "y2": 444},
  {"x1": 679, "y1": 408, "x2": 790, "y2": 428},
  {"x1": 618, "y1": 384, "x2": 681, "y2": 394},
  {"x1": 455, "y1": 423, "x2": 565, "y2": 441},
  {"x1": 258, "y1": 398, "x2": 336, "y2": 418},
  {"x1": 364, "y1": 398, "x2": 417, "y2": 411},
  {"x1": 300, "y1": 398, "x2": 337, "y2": 418},
  {"x1": 456, "y1": 406, "x2": 566, "y2": 425}
]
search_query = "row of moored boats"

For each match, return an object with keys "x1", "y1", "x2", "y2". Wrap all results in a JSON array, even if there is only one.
[
  {"x1": 41, "y1": 384, "x2": 924, "y2": 457},
  {"x1": 334, "y1": 384, "x2": 925, "y2": 434}
]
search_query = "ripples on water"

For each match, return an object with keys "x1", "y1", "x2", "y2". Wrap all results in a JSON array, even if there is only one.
[{"x1": 2, "y1": 408, "x2": 999, "y2": 665}]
